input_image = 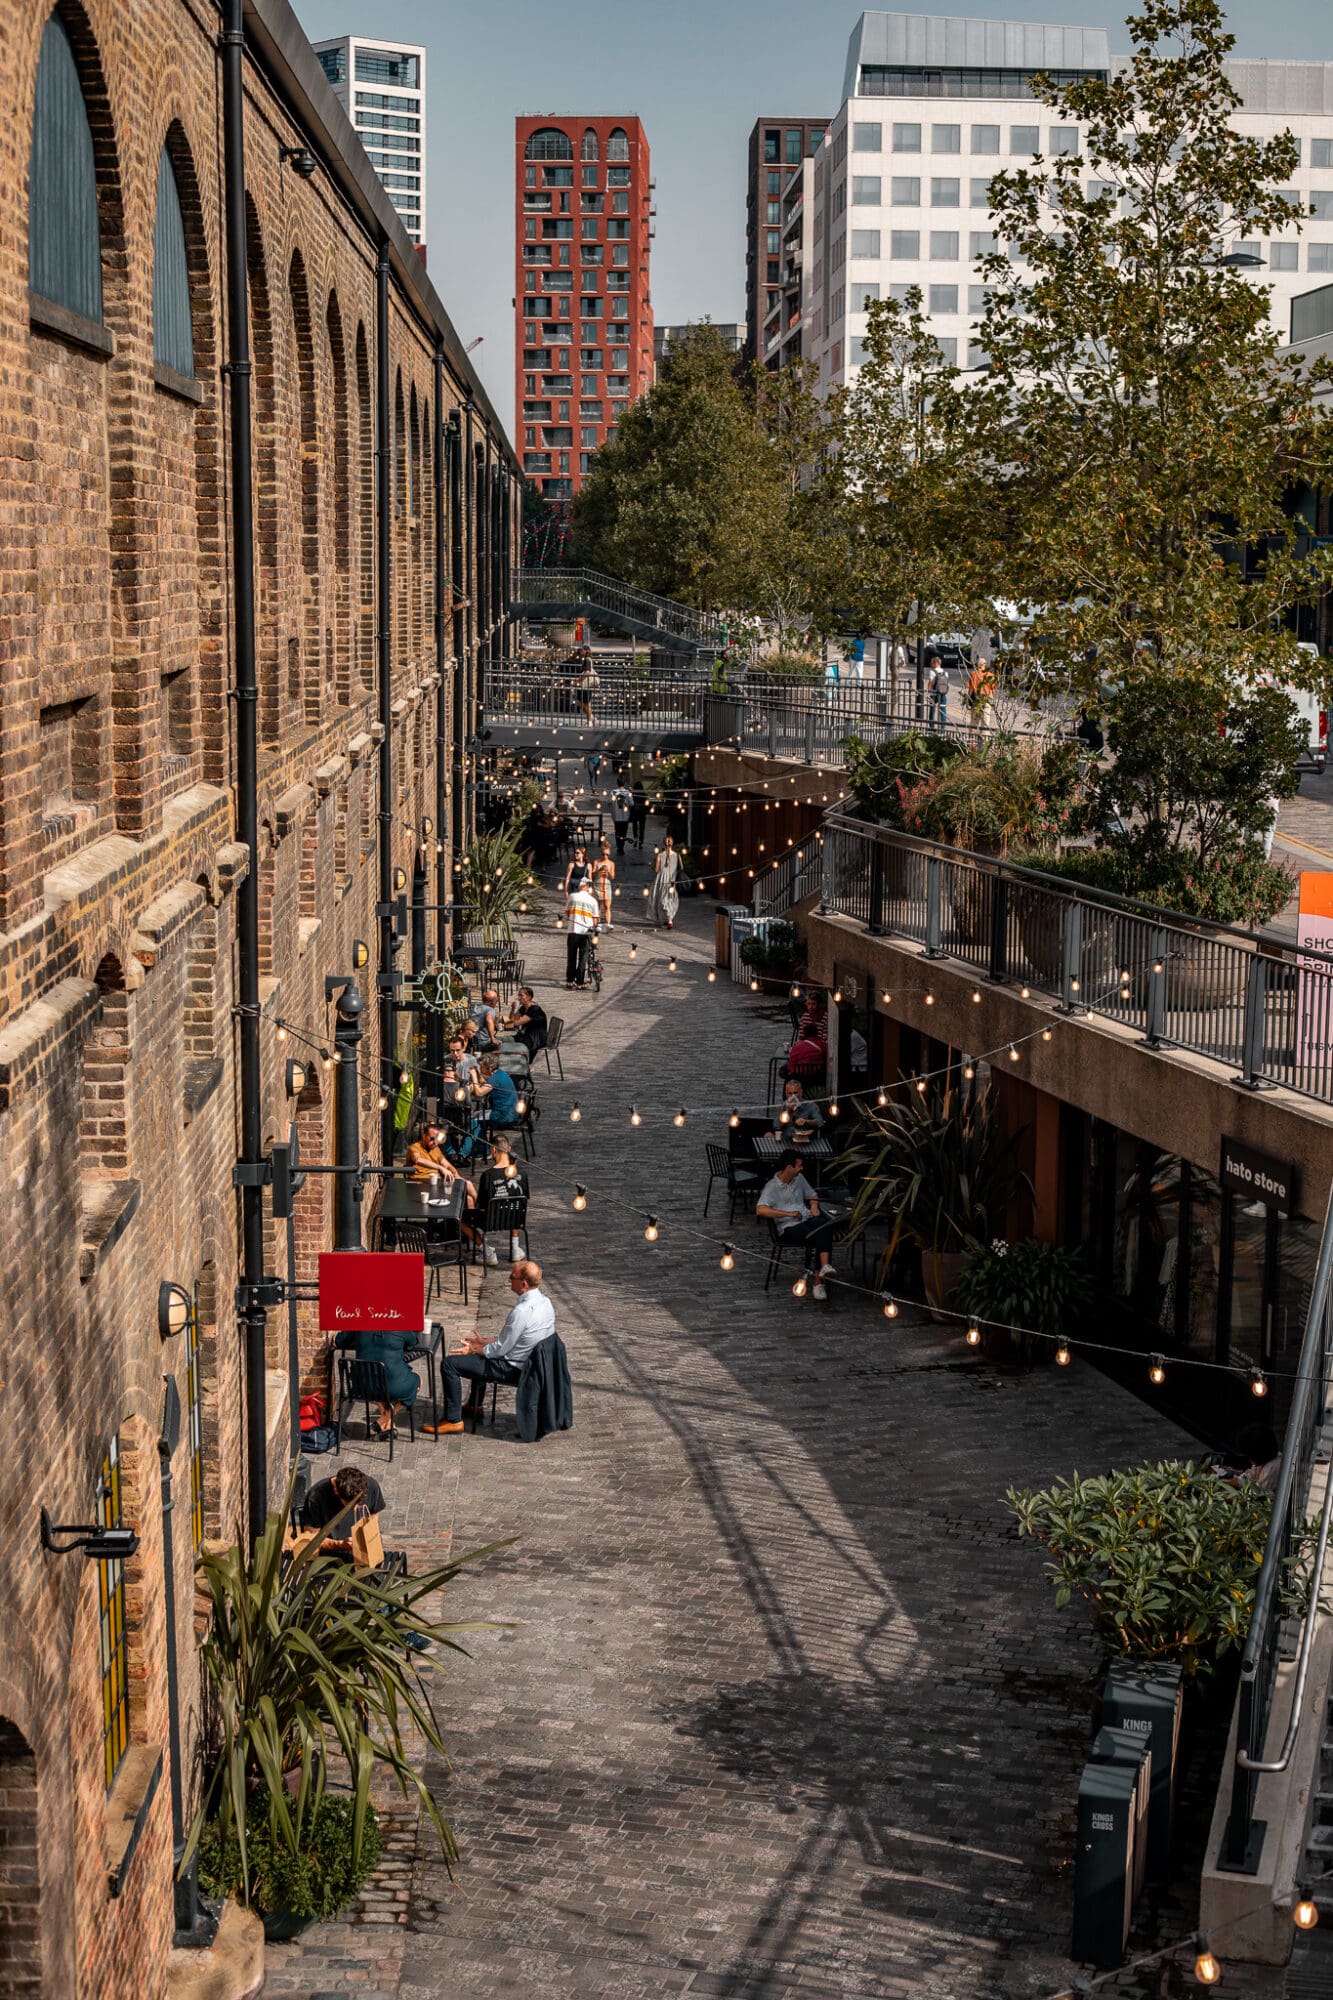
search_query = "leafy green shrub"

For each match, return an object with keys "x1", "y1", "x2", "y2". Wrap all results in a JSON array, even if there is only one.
[
  {"x1": 198, "y1": 1793, "x2": 382, "y2": 1921},
  {"x1": 1020, "y1": 834, "x2": 1294, "y2": 928},
  {"x1": 749, "y1": 652, "x2": 824, "y2": 685},
  {"x1": 459, "y1": 824, "x2": 532, "y2": 941},
  {"x1": 738, "y1": 921, "x2": 803, "y2": 978},
  {"x1": 846, "y1": 732, "x2": 1085, "y2": 855},
  {"x1": 836, "y1": 1082, "x2": 1030, "y2": 1264},
  {"x1": 1006, "y1": 1460, "x2": 1307, "y2": 1677},
  {"x1": 955, "y1": 1238, "x2": 1094, "y2": 1362}
]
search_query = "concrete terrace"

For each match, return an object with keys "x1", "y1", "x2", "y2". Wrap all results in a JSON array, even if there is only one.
[{"x1": 265, "y1": 831, "x2": 1252, "y2": 2000}]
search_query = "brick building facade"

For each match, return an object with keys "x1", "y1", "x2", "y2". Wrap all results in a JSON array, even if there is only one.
[{"x1": 0, "y1": 3, "x2": 516, "y2": 1994}]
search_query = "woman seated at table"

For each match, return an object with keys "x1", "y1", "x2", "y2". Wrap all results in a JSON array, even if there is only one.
[
  {"x1": 776, "y1": 1078, "x2": 824, "y2": 1145},
  {"x1": 333, "y1": 1324, "x2": 420, "y2": 1438}
]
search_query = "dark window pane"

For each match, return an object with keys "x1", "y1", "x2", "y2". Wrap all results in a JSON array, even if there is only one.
[
  {"x1": 29, "y1": 15, "x2": 102, "y2": 323},
  {"x1": 153, "y1": 148, "x2": 194, "y2": 376}
]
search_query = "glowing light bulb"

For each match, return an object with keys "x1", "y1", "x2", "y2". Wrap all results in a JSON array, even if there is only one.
[
  {"x1": 971, "y1": 989, "x2": 982, "y2": 1004},
  {"x1": 828, "y1": 1101, "x2": 839, "y2": 1116},
  {"x1": 1250, "y1": 1369, "x2": 1268, "y2": 1398},
  {"x1": 673, "y1": 1108, "x2": 686, "y2": 1127},
  {"x1": 1020, "y1": 985, "x2": 1031, "y2": 999},
  {"x1": 877, "y1": 1088, "x2": 888, "y2": 1107},
  {"x1": 1008, "y1": 1045, "x2": 1020, "y2": 1062},
  {"x1": 720, "y1": 1245, "x2": 735, "y2": 1272},
  {"x1": 516, "y1": 1097, "x2": 528, "y2": 1116},
  {"x1": 630, "y1": 1107, "x2": 641, "y2": 1126},
  {"x1": 883, "y1": 1297, "x2": 898, "y2": 1319},
  {"x1": 882, "y1": 990, "x2": 892, "y2": 1004},
  {"x1": 966, "y1": 1322, "x2": 982, "y2": 1348},
  {"x1": 454, "y1": 1085, "x2": 467, "y2": 1103},
  {"x1": 750, "y1": 978, "x2": 760, "y2": 992},
  {"x1": 729, "y1": 1110, "x2": 740, "y2": 1129},
  {"x1": 644, "y1": 1217, "x2": 659, "y2": 1241},
  {"x1": 630, "y1": 942, "x2": 638, "y2": 957},
  {"x1": 963, "y1": 1064, "x2": 975, "y2": 1080},
  {"x1": 1041, "y1": 1027, "x2": 1052, "y2": 1041},
  {"x1": 1294, "y1": 1889, "x2": 1319, "y2": 1931},
  {"x1": 925, "y1": 992, "x2": 935, "y2": 1006},
  {"x1": 916, "y1": 1079, "x2": 927, "y2": 1094},
  {"x1": 378, "y1": 1092, "x2": 388, "y2": 1111},
  {"x1": 276, "y1": 1023, "x2": 288, "y2": 1042},
  {"x1": 707, "y1": 968, "x2": 717, "y2": 982},
  {"x1": 792, "y1": 1275, "x2": 807, "y2": 1298},
  {"x1": 1149, "y1": 1354, "x2": 1166, "y2": 1386},
  {"x1": 668, "y1": 956, "x2": 678, "y2": 971},
  {"x1": 1055, "y1": 1342, "x2": 1071, "y2": 1367},
  {"x1": 778, "y1": 1108, "x2": 790, "y2": 1125},
  {"x1": 572, "y1": 1186, "x2": 587, "y2": 1211},
  {"x1": 570, "y1": 1103, "x2": 581, "y2": 1122},
  {"x1": 1193, "y1": 1941, "x2": 1221, "y2": 1986}
]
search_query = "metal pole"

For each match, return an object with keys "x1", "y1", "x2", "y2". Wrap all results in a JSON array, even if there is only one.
[
  {"x1": 464, "y1": 401, "x2": 476, "y2": 847},
  {"x1": 432, "y1": 344, "x2": 449, "y2": 962},
  {"x1": 376, "y1": 240, "x2": 395, "y2": 1163},
  {"x1": 449, "y1": 412, "x2": 466, "y2": 867},
  {"x1": 221, "y1": 0, "x2": 268, "y2": 1548},
  {"x1": 159, "y1": 1375, "x2": 209, "y2": 1945},
  {"x1": 331, "y1": 978, "x2": 365, "y2": 1250}
]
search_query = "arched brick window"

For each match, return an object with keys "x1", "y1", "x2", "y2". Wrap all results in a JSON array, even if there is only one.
[
  {"x1": 581, "y1": 127, "x2": 599, "y2": 161},
  {"x1": 607, "y1": 126, "x2": 630, "y2": 162},
  {"x1": 29, "y1": 10, "x2": 102, "y2": 324},
  {"x1": 152, "y1": 144, "x2": 192, "y2": 375},
  {"x1": 525, "y1": 126, "x2": 572, "y2": 161}
]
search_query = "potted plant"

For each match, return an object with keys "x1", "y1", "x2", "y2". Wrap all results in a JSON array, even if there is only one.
[
  {"x1": 738, "y1": 920, "x2": 805, "y2": 991},
  {"x1": 835, "y1": 1082, "x2": 1030, "y2": 1313},
  {"x1": 186, "y1": 1476, "x2": 503, "y2": 1936},
  {"x1": 955, "y1": 1238, "x2": 1094, "y2": 1364},
  {"x1": 1006, "y1": 1459, "x2": 1317, "y2": 1680},
  {"x1": 197, "y1": 1791, "x2": 382, "y2": 1940}
]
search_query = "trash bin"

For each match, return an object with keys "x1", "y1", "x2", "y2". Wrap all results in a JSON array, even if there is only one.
[
  {"x1": 715, "y1": 902, "x2": 748, "y2": 970},
  {"x1": 1071, "y1": 1759, "x2": 1139, "y2": 1968},
  {"x1": 1099, "y1": 1661, "x2": 1182, "y2": 1886},
  {"x1": 1091, "y1": 1725, "x2": 1151, "y2": 1906}
]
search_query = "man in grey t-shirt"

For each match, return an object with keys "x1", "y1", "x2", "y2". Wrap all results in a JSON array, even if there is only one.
[{"x1": 756, "y1": 1152, "x2": 837, "y2": 1299}]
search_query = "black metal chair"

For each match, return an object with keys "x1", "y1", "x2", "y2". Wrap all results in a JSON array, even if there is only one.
[
  {"x1": 405, "y1": 1320, "x2": 443, "y2": 1437},
  {"x1": 542, "y1": 1016, "x2": 565, "y2": 1080},
  {"x1": 763, "y1": 1219, "x2": 816, "y2": 1292},
  {"x1": 394, "y1": 1220, "x2": 469, "y2": 1308},
  {"x1": 334, "y1": 1357, "x2": 416, "y2": 1461},
  {"x1": 475, "y1": 1191, "x2": 529, "y2": 1264},
  {"x1": 704, "y1": 1142, "x2": 761, "y2": 1222}
]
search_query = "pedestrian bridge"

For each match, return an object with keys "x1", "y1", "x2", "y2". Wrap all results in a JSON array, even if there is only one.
[{"x1": 510, "y1": 567, "x2": 721, "y2": 657}]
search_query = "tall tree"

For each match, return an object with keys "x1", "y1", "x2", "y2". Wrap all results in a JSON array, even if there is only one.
[
  {"x1": 830, "y1": 288, "x2": 990, "y2": 680},
  {"x1": 572, "y1": 323, "x2": 832, "y2": 625},
  {"x1": 974, "y1": 0, "x2": 1333, "y2": 703}
]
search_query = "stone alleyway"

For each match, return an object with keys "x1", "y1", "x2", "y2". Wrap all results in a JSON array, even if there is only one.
[{"x1": 266, "y1": 832, "x2": 1259, "y2": 2000}]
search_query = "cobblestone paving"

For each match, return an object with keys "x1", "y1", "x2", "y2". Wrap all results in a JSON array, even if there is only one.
[{"x1": 265, "y1": 834, "x2": 1265, "y2": 2000}]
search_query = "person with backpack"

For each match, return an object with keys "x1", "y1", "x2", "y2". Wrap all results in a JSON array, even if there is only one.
[{"x1": 927, "y1": 654, "x2": 950, "y2": 730}]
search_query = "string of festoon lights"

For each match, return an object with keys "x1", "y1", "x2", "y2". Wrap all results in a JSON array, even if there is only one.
[
  {"x1": 1032, "y1": 1868, "x2": 1327, "y2": 1997},
  {"x1": 561, "y1": 1169, "x2": 1309, "y2": 1395}
]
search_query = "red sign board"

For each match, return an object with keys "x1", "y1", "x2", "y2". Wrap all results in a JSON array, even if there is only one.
[{"x1": 318, "y1": 1252, "x2": 424, "y2": 1333}]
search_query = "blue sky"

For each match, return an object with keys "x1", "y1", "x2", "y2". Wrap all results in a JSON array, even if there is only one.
[{"x1": 292, "y1": 1, "x2": 1333, "y2": 431}]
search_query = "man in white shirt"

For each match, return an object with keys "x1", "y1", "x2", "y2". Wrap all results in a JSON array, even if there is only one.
[
  {"x1": 611, "y1": 783, "x2": 634, "y2": 855},
  {"x1": 425, "y1": 1259, "x2": 556, "y2": 1432},
  {"x1": 756, "y1": 1151, "x2": 837, "y2": 1300},
  {"x1": 565, "y1": 881, "x2": 599, "y2": 990}
]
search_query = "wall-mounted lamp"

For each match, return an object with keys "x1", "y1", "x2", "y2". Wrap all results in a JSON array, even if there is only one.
[
  {"x1": 284, "y1": 1058, "x2": 308, "y2": 1097},
  {"x1": 279, "y1": 142, "x2": 317, "y2": 180},
  {"x1": 351, "y1": 938, "x2": 370, "y2": 970},
  {"x1": 157, "y1": 1280, "x2": 197, "y2": 1342},
  {"x1": 421, "y1": 816, "x2": 434, "y2": 838},
  {"x1": 40, "y1": 1508, "x2": 139, "y2": 1563},
  {"x1": 393, "y1": 866, "x2": 408, "y2": 893}
]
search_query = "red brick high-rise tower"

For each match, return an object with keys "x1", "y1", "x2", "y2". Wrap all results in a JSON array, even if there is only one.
[{"x1": 516, "y1": 115, "x2": 653, "y2": 526}]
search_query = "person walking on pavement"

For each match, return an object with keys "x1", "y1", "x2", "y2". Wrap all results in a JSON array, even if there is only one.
[
  {"x1": 424, "y1": 1259, "x2": 556, "y2": 1433},
  {"x1": 611, "y1": 782, "x2": 633, "y2": 855},
  {"x1": 647, "y1": 834, "x2": 682, "y2": 930},
  {"x1": 564, "y1": 877, "x2": 600, "y2": 988},
  {"x1": 592, "y1": 836, "x2": 616, "y2": 929},
  {"x1": 630, "y1": 782, "x2": 649, "y2": 851},
  {"x1": 927, "y1": 654, "x2": 950, "y2": 730}
]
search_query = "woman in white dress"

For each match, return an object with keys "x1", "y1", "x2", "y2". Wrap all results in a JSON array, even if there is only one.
[{"x1": 647, "y1": 834, "x2": 681, "y2": 931}]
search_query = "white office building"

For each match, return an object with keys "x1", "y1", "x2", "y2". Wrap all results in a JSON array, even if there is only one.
[
  {"x1": 812, "y1": 11, "x2": 1333, "y2": 389},
  {"x1": 313, "y1": 34, "x2": 426, "y2": 248}
]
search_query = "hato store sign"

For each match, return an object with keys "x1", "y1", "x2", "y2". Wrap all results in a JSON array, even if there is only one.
[
  {"x1": 318, "y1": 1251, "x2": 424, "y2": 1331},
  {"x1": 1219, "y1": 1137, "x2": 1298, "y2": 1217}
]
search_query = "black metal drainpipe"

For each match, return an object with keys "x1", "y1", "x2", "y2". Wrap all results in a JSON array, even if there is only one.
[
  {"x1": 221, "y1": 0, "x2": 268, "y2": 1549},
  {"x1": 376, "y1": 238, "x2": 395, "y2": 1164},
  {"x1": 449, "y1": 412, "x2": 466, "y2": 868},
  {"x1": 432, "y1": 345, "x2": 448, "y2": 961},
  {"x1": 464, "y1": 399, "x2": 476, "y2": 847}
]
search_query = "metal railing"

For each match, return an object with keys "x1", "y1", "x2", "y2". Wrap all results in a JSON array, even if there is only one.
[
  {"x1": 484, "y1": 668, "x2": 709, "y2": 736},
  {"x1": 819, "y1": 813, "x2": 1333, "y2": 1106},
  {"x1": 753, "y1": 826, "x2": 833, "y2": 918},
  {"x1": 513, "y1": 567, "x2": 722, "y2": 649},
  {"x1": 1224, "y1": 1188, "x2": 1333, "y2": 1869}
]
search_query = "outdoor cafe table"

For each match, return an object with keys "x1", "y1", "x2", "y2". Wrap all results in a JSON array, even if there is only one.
[
  {"x1": 376, "y1": 1174, "x2": 465, "y2": 1249},
  {"x1": 752, "y1": 1134, "x2": 833, "y2": 1164}
]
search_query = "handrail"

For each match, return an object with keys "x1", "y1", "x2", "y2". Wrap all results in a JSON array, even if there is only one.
[
  {"x1": 513, "y1": 568, "x2": 722, "y2": 646},
  {"x1": 821, "y1": 810, "x2": 1333, "y2": 963},
  {"x1": 1223, "y1": 1180, "x2": 1333, "y2": 1863}
]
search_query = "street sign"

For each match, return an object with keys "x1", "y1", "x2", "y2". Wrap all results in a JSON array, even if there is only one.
[
  {"x1": 404, "y1": 963, "x2": 456, "y2": 1012},
  {"x1": 318, "y1": 1250, "x2": 423, "y2": 1332},
  {"x1": 1296, "y1": 872, "x2": 1333, "y2": 1078}
]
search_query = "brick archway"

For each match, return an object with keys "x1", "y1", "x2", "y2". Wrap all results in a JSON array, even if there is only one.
[{"x1": 0, "y1": 1718, "x2": 41, "y2": 1995}]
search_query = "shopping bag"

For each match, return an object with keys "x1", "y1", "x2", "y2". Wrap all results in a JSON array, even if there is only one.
[{"x1": 350, "y1": 1507, "x2": 385, "y2": 1570}]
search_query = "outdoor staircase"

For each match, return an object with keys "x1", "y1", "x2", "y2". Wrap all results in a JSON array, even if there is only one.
[
  {"x1": 1287, "y1": 1719, "x2": 1333, "y2": 1990},
  {"x1": 510, "y1": 566, "x2": 721, "y2": 658}
]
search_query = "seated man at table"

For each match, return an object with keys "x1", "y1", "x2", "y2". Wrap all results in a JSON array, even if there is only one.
[
  {"x1": 503, "y1": 985, "x2": 547, "y2": 1056},
  {"x1": 777, "y1": 1078, "x2": 824, "y2": 1145},
  {"x1": 756, "y1": 1151, "x2": 837, "y2": 1301},
  {"x1": 473, "y1": 1054, "x2": 520, "y2": 1135},
  {"x1": 406, "y1": 1123, "x2": 476, "y2": 1202},
  {"x1": 475, "y1": 1136, "x2": 529, "y2": 1266},
  {"x1": 425, "y1": 1258, "x2": 555, "y2": 1432},
  {"x1": 469, "y1": 989, "x2": 502, "y2": 1053},
  {"x1": 300, "y1": 1463, "x2": 385, "y2": 1551}
]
